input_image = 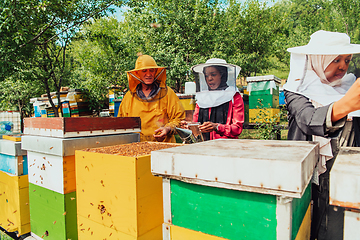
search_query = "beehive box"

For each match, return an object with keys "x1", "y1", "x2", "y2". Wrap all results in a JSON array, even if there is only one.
[
  {"x1": 0, "y1": 171, "x2": 30, "y2": 235},
  {"x1": 28, "y1": 183, "x2": 77, "y2": 240},
  {"x1": 22, "y1": 134, "x2": 140, "y2": 194},
  {"x1": 249, "y1": 94, "x2": 279, "y2": 109},
  {"x1": 246, "y1": 75, "x2": 281, "y2": 96},
  {"x1": 177, "y1": 94, "x2": 196, "y2": 121},
  {"x1": 330, "y1": 147, "x2": 360, "y2": 240},
  {"x1": 75, "y1": 142, "x2": 181, "y2": 240},
  {"x1": 23, "y1": 117, "x2": 141, "y2": 138},
  {"x1": 22, "y1": 130, "x2": 140, "y2": 240},
  {"x1": 151, "y1": 139, "x2": 319, "y2": 240},
  {"x1": 0, "y1": 139, "x2": 27, "y2": 175},
  {"x1": 249, "y1": 108, "x2": 280, "y2": 123}
]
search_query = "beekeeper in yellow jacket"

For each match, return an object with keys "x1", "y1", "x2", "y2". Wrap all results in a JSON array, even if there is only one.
[{"x1": 118, "y1": 54, "x2": 185, "y2": 142}]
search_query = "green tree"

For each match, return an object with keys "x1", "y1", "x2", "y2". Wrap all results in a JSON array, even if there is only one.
[
  {"x1": 223, "y1": 0, "x2": 286, "y2": 77},
  {"x1": 0, "y1": 0, "x2": 125, "y2": 116},
  {"x1": 68, "y1": 17, "x2": 135, "y2": 113},
  {"x1": 123, "y1": 0, "x2": 224, "y2": 92}
]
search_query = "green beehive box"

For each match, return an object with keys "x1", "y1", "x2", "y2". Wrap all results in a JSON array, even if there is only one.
[
  {"x1": 152, "y1": 139, "x2": 319, "y2": 240},
  {"x1": 249, "y1": 94, "x2": 279, "y2": 109},
  {"x1": 249, "y1": 83, "x2": 280, "y2": 96},
  {"x1": 247, "y1": 75, "x2": 281, "y2": 97},
  {"x1": 167, "y1": 179, "x2": 311, "y2": 240},
  {"x1": 29, "y1": 183, "x2": 77, "y2": 240}
]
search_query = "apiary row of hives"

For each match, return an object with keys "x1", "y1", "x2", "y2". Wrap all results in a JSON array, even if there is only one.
[{"x1": 2, "y1": 116, "x2": 359, "y2": 240}]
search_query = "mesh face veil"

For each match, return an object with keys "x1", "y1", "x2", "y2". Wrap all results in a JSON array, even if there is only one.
[{"x1": 191, "y1": 59, "x2": 241, "y2": 108}]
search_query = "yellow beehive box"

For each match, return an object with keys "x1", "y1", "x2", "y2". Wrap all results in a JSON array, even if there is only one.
[
  {"x1": 75, "y1": 142, "x2": 181, "y2": 240},
  {"x1": 0, "y1": 171, "x2": 30, "y2": 235},
  {"x1": 249, "y1": 108, "x2": 280, "y2": 123},
  {"x1": 164, "y1": 224, "x2": 227, "y2": 240},
  {"x1": 2, "y1": 135, "x2": 22, "y2": 142}
]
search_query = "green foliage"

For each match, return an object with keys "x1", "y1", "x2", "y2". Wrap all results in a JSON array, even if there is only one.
[
  {"x1": 3, "y1": 0, "x2": 360, "y2": 118},
  {"x1": 225, "y1": 0, "x2": 287, "y2": 77},
  {"x1": 122, "y1": 0, "x2": 225, "y2": 92},
  {"x1": 68, "y1": 17, "x2": 134, "y2": 112},
  {"x1": 0, "y1": 0, "x2": 126, "y2": 116},
  {"x1": 251, "y1": 100, "x2": 281, "y2": 140}
]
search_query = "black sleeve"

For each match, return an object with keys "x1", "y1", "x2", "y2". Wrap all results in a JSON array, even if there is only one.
[{"x1": 285, "y1": 90, "x2": 330, "y2": 138}]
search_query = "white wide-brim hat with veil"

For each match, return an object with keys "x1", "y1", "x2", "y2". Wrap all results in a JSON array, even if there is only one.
[
  {"x1": 191, "y1": 58, "x2": 241, "y2": 108},
  {"x1": 284, "y1": 30, "x2": 360, "y2": 112},
  {"x1": 283, "y1": 30, "x2": 360, "y2": 181}
]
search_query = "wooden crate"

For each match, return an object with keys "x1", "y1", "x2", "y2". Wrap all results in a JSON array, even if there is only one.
[
  {"x1": 330, "y1": 147, "x2": 360, "y2": 240},
  {"x1": 23, "y1": 117, "x2": 141, "y2": 138},
  {"x1": 152, "y1": 139, "x2": 319, "y2": 240},
  {"x1": 75, "y1": 142, "x2": 181, "y2": 240},
  {"x1": 29, "y1": 183, "x2": 77, "y2": 240},
  {"x1": 0, "y1": 171, "x2": 30, "y2": 235}
]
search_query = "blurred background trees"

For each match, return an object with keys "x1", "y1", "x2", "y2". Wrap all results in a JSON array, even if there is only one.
[{"x1": 1, "y1": 0, "x2": 360, "y2": 116}]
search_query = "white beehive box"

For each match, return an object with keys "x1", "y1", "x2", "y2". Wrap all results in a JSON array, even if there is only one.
[
  {"x1": 22, "y1": 133, "x2": 140, "y2": 194},
  {"x1": 330, "y1": 147, "x2": 360, "y2": 240},
  {"x1": 151, "y1": 139, "x2": 319, "y2": 198},
  {"x1": 152, "y1": 139, "x2": 319, "y2": 240}
]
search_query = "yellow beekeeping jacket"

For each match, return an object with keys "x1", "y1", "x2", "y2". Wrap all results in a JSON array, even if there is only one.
[{"x1": 118, "y1": 86, "x2": 185, "y2": 142}]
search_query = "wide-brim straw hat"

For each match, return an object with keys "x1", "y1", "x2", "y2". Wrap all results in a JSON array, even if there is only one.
[
  {"x1": 126, "y1": 55, "x2": 166, "y2": 92},
  {"x1": 191, "y1": 58, "x2": 241, "y2": 75},
  {"x1": 287, "y1": 30, "x2": 360, "y2": 55}
]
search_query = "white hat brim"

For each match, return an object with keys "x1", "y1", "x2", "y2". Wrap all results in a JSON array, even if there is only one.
[
  {"x1": 191, "y1": 63, "x2": 241, "y2": 74},
  {"x1": 287, "y1": 44, "x2": 360, "y2": 55}
]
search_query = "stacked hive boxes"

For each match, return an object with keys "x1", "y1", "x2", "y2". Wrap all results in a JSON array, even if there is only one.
[
  {"x1": 66, "y1": 89, "x2": 92, "y2": 117},
  {"x1": 151, "y1": 139, "x2": 319, "y2": 240},
  {"x1": 330, "y1": 147, "x2": 360, "y2": 240},
  {"x1": 0, "y1": 137, "x2": 30, "y2": 236},
  {"x1": 75, "y1": 142, "x2": 180, "y2": 239},
  {"x1": 108, "y1": 86, "x2": 123, "y2": 116},
  {"x1": 21, "y1": 117, "x2": 141, "y2": 239},
  {"x1": 31, "y1": 89, "x2": 92, "y2": 118},
  {"x1": 246, "y1": 75, "x2": 280, "y2": 123}
]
